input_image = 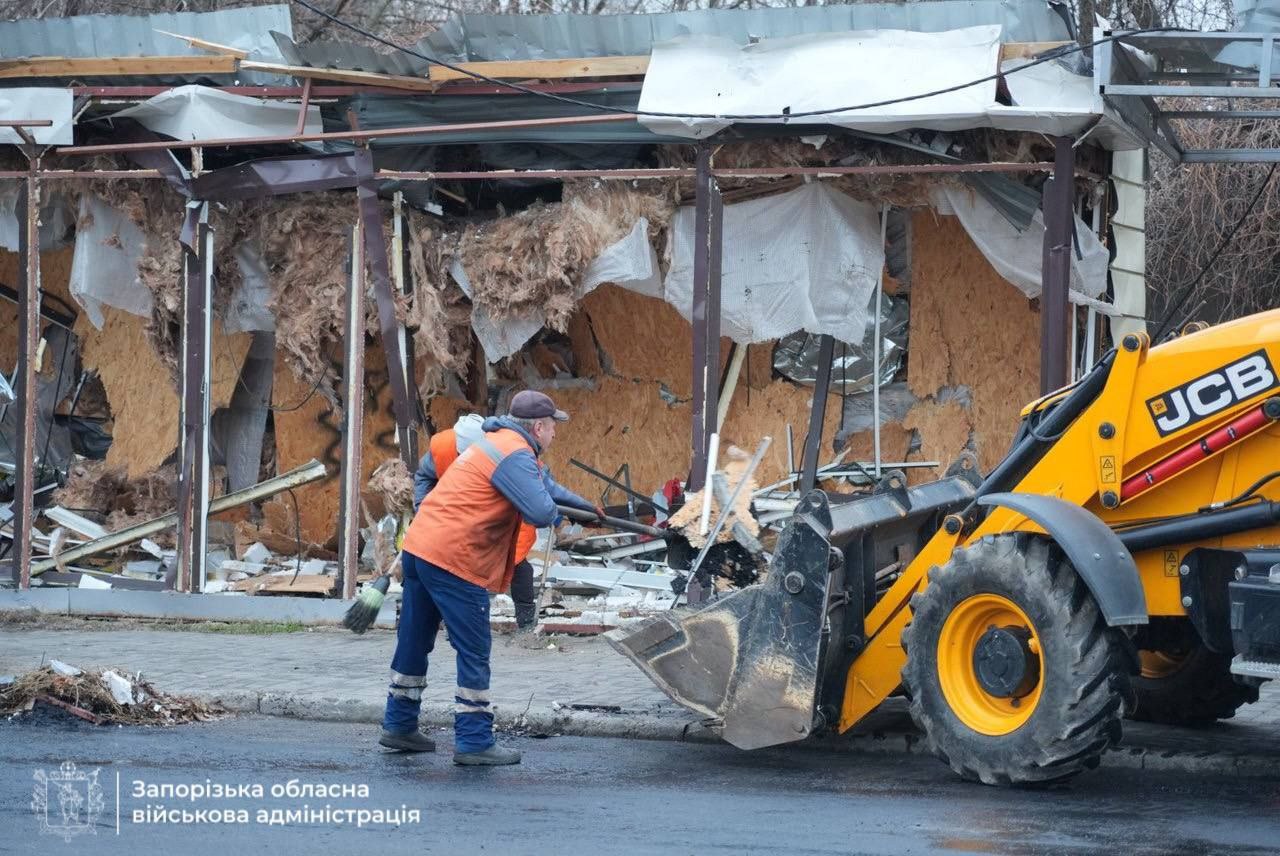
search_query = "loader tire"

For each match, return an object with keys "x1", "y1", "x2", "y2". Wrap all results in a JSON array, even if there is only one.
[
  {"x1": 1131, "y1": 639, "x2": 1259, "y2": 726},
  {"x1": 901, "y1": 534, "x2": 1132, "y2": 786}
]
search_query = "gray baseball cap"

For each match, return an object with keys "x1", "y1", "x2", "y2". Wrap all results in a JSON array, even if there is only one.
[{"x1": 509, "y1": 390, "x2": 569, "y2": 422}]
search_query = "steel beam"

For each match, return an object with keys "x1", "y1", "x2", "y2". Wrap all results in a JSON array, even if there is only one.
[
  {"x1": 1182, "y1": 149, "x2": 1280, "y2": 163},
  {"x1": 175, "y1": 205, "x2": 213, "y2": 593},
  {"x1": 337, "y1": 223, "x2": 366, "y2": 601},
  {"x1": 1105, "y1": 84, "x2": 1280, "y2": 98},
  {"x1": 391, "y1": 192, "x2": 420, "y2": 466},
  {"x1": 10, "y1": 158, "x2": 40, "y2": 590},
  {"x1": 688, "y1": 146, "x2": 723, "y2": 494},
  {"x1": 1040, "y1": 137, "x2": 1074, "y2": 395},
  {"x1": 57, "y1": 113, "x2": 634, "y2": 156},
  {"x1": 799, "y1": 335, "x2": 835, "y2": 495}
]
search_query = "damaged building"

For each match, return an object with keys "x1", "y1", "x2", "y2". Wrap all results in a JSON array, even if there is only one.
[{"x1": 0, "y1": 1, "x2": 1152, "y2": 626}]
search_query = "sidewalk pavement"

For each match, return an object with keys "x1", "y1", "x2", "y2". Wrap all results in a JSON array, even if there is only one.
[{"x1": 2, "y1": 621, "x2": 1278, "y2": 778}]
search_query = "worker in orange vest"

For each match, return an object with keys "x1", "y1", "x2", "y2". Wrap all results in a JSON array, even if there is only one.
[
  {"x1": 381, "y1": 392, "x2": 599, "y2": 764},
  {"x1": 411, "y1": 413, "x2": 551, "y2": 631}
]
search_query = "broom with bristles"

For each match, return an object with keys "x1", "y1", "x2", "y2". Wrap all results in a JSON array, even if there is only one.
[{"x1": 343, "y1": 552, "x2": 400, "y2": 634}]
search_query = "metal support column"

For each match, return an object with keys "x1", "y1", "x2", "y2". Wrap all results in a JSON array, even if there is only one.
[
  {"x1": 1040, "y1": 136, "x2": 1075, "y2": 395},
  {"x1": 688, "y1": 146, "x2": 723, "y2": 493},
  {"x1": 354, "y1": 148, "x2": 416, "y2": 470},
  {"x1": 337, "y1": 222, "x2": 366, "y2": 601},
  {"x1": 175, "y1": 203, "x2": 212, "y2": 593},
  {"x1": 799, "y1": 334, "x2": 835, "y2": 494},
  {"x1": 10, "y1": 155, "x2": 40, "y2": 589},
  {"x1": 391, "y1": 191, "x2": 419, "y2": 465}
]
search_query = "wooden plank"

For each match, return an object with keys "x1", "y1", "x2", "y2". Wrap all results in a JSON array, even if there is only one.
[
  {"x1": 429, "y1": 55, "x2": 651, "y2": 83},
  {"x1": 0, "y1": 55, "x2": 238, "y2": 79},
  {"x1": 241, "y1": 60, "x2": 438, "y2": 92},
  {"x1": 999, "y1": 41, "x2": 1073, "y2": 60},
  {"x1": 229, "y1": 573, "x2": 337, "y2": 595},
  {"x1": 154, "y1": 29, "x2": 250, "y2": 59},
  {"x1": 427, "y1": 44, "x2": 1068, "y2": 84}
]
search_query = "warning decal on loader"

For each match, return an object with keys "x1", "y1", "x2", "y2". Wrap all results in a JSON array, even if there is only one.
[
  {"x1": 1100, "y1": 456, "x2": 1116, "y2": 483},
  {"x1": 1145, "y1": 349, "x2": 1278, "y2": 437},
  {"x1": 1163, "y1": 550, "x2": 1179, "y2": 577}
]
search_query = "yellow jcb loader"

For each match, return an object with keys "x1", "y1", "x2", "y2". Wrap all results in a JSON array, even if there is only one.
[{"x1": 610, "y1": 317, "x2": 1280, "y2": 785}]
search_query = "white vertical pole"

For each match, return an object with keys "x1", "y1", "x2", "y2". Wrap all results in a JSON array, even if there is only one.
[
  {"x1": 699, "y1": 432, "x2": 720, "y2": 536},
  {"x1": 873, "y1": 204, "x2": 888, "y2": 478}
]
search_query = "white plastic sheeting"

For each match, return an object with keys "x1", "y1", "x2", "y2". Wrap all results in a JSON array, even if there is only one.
[
  {"x1": 0, "y1": 88, "x2": 73, "y2": 145},
  {"x1": 453, "y1": 217, "x2": 660, "y2": 363},
  {"x1": 664, "y1": 183, "x2": 883, "y2": 345},
  {"x1": 932, "y1": 184, "x2": 1109, "y2": 300},
  {"x1": 109, "y1": 85, "x2": 323, "y2": 142},
  {"x1": 69, "y1": 196, "x2": 152, "y2": 329},
  {"x1": 0, "y1": 187, "x2": 75, "y2": 252},
  {"x1": 639, "y1": 27, "x2": 1138, "y2": 147}
]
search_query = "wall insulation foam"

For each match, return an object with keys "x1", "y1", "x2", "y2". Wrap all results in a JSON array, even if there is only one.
[{"x1": 907, "y1": 211, "x2": 1039, "y2": 473}]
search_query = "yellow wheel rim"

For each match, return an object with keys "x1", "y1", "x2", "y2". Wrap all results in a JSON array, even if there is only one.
[
  {"x1": 937, "y1": 593, "x2": 1043, "y2": 736},
  {"x1": 1138, "y1": 649, "x2": 1187, "y2": 679}
]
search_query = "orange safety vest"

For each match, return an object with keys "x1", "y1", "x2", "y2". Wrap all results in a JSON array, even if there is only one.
[
  {"x1": 426, "y1": 428, "x2": 538, "y2": 565},
  {"x1": 404, "y1": 427, "x2": 537, "y2": 593}
]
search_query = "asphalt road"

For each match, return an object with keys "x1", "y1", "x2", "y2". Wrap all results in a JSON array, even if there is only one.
[{"x1": 1, "y1": 713, "x2": 1278, "y2": 855}]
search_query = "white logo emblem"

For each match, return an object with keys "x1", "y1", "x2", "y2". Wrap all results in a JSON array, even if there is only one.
[{"x1": 32, "y1": 761, "x2": 104, "y2": 842}]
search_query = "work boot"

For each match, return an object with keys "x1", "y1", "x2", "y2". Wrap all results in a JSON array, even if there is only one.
[
  {"x1": 378, "y1": 728, "x2": 436, "y2": 753},
  {"x1": 454, "y1": 744, "x2": 521, "y2": 766}
]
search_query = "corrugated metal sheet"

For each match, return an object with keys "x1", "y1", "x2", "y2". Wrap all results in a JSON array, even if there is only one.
[
  {"x1": 278, "y1": 1, "x2": 1072, "y2": 74},
  {"x1": 0, "y1": 4, "x2": 293, "y2": 85}
]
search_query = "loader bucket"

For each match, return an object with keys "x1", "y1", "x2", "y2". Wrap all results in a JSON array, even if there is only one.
[{"x1": 607, "y1": 493, "x2": 837, "y2": 750}]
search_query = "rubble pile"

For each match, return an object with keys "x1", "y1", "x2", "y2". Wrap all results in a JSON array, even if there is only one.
[{"x1": 0, "y1": 662, "x2": 222, "y2": 726}]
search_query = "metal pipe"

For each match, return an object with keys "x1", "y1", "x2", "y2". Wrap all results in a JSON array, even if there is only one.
[
  {"x1": 11, "y1": 159, "x2": 40, "y2": 590},
  {"x1": 556, "y1": 505, "x2": 667, "y2": 539},
  {"x1": 699, "y1": 432, "x2": 720, "y2": 537},
  {"x1": 0, "y1": 162, "x2": 1089, "y2": 183},
  {"x1": 874, "y1": 204, "x2": 888, "y2": 478},
  {"x1": 57, "y1": 113, "x2": 635, "y2": 156},
  {"x1": 1118, "y1": 502, "x2": 1280, "y2": 555},
  {"x1": 337, "y1": 222, "x2": 366, "y2": 601},
  {"x1": 1040, "y1": 136, "x2": 1075, "y2": 395},
  {"x1": 31, "y1": 460, "x2": 329, "y2": 574},
  {"x1": 568, "y1": 458, "x2": 666, "y2": 511},
  {"x1": 377, "y1": 162, "x2": 1068, "y2": 181},
  {"x1": 800, "y1": 335, "x2": 835, "y2": 494}
]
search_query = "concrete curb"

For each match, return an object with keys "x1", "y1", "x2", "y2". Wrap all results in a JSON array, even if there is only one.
[{"x1": 198, "y1": 690, "x2": 1280, "y2": 779}]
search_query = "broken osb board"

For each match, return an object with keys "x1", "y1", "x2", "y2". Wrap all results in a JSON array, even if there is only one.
[
  {"x1": 0, "y1": 247, "x2": 76, "y2": 371},
  {"x1": 575, "y1": 283, "x2": 733, "y2": 400},
  {"x1": 539, "y1": 376, "x2": 692, "y2": 501},
  {"x1": 668, "y1": 450, "x2": 761, "y2": 548},
  {"x1": 720, "y1": 378, "x2": 844, "y2": 487},
  {"x1": 73, "y1": 308, "x2": 250, "y2": 478},
  {"x1": 907, "y1": 212, "x2": 1039, "y2": 472},
  {"x1": 745, "y1": 341, "x2": 776, "y2": 390},
  {"x1": 263, "y1": 340, "x2": 405, "y2": 545},
  {"x1": 902, "y1": 400, "x2": 974, "y2": 485}
]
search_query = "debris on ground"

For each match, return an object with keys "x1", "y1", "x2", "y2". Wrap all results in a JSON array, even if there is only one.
[{"x1": 1, "y1": 663, "x2": 224, "y2": 726}]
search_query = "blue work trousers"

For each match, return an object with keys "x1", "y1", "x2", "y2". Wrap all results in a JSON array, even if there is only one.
[{"x1": 382, "y1": 552, "x2": 494, "y2": 753}]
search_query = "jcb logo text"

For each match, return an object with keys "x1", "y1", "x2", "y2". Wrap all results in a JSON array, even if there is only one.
[{"x1": 1146, "y1": 349, "x2": 1278, "y2": 436}]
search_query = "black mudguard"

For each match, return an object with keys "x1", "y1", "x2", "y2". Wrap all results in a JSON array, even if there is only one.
[{"x1": 977, "y1": 492, "x2": 1148, "y2": 626}]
